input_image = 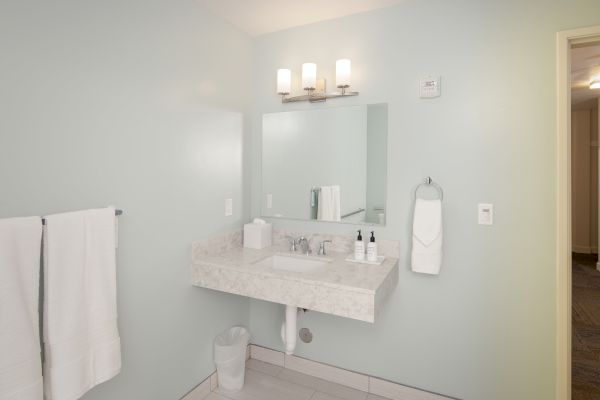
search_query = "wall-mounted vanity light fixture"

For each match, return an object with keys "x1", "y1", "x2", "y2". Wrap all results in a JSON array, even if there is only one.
[
  {"x1": 276, "y1": 59, "x2": 359, "y2": 103},
  {"x1": 591, "y1": 78, "x2": 600, "y2": 89}
]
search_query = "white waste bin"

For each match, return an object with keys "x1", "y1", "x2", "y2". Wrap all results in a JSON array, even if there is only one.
[{"x1": 214, "y1": 326, "x2": 250, "y2": 391}]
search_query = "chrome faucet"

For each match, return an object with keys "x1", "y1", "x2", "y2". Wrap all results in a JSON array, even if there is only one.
[
  {"x1": 318, "y1": 240, "x2": 332, "y2": 256},
  {"x1": 296, "y1": 236, "x2": 311, "y2": 255}
]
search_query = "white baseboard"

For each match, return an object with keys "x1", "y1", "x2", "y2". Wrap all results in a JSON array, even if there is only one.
[
  {"x1": 573, "y1": 245, "x2": 593, "y2": 254},
  {"x1": 183, "y1": 344, "x2": 454, "y2": 400},
  {"x1": 182, "y1": 344, "x2": 250, "y2": 400},
  {"x1": 249, "y1": 344, "x2": 454, "y2": 400},
  {"x1": 250, "y1": 343, "x2": 284, "y2": 366},
  {"x1": 572, "y1": 245, "x2": 598, "y2": 254},
  {"x1": 181, "y1": 371, "x2": 216, "y2": 400}
]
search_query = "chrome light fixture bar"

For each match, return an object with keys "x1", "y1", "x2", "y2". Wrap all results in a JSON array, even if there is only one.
[
  {"x1": 591, "y1": 78, "x2": 600, "y2": 90},
  {"x1": 277, "y1": 59, "x2": 359, "y2": 103}
]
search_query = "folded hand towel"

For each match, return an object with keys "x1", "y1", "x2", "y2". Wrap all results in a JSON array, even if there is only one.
[
  {"x1": 43, "y1": 208, "x2": 121, "y2": 400},
  {"x1": 317, "y1": 185, "x2": 341, "y2": 222},
  {"x1": 411, "y1": 199, "x2": 443, "y2": 275},
  {"x1": 0, "y1": 217, "x2": 43, "y2": 400}
]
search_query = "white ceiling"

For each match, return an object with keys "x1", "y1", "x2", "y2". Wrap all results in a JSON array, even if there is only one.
[
  {"x1": 571, "y1": 43, "x2": 600, "y2": 105},
  {"x1": 196, "y1": 0, "x2": 406, "y2": 37}
]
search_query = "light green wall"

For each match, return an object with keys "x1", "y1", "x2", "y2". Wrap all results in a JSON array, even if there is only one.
[
  {"x1": 0, "y1": 1, "x2": 252, "y2": 399},
  {"x1": 4, "y1": 0, "x2": 600, "y2": 399},
  {"x1": 247, "y1": 1, "x2": 600, "y2": 399}
]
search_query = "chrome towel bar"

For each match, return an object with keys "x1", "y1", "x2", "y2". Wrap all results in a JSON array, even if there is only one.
[
  {"x1": 42, "y1": 209, "x2": 123, "y2": 225},
  {"x1": 341, "y1": 208, "x2": 365, "y2": 219}
]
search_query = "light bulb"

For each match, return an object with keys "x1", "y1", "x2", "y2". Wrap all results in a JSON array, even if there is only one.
[
  {"x1": 302, "y1": 63, "x2": 317, "y2": 90},
  {"x1": 336, "y1": 59, "x2": 351, "y2": 88},
  {"x1": 277, "y1": 69, "x2": 291, "y2": 95}
]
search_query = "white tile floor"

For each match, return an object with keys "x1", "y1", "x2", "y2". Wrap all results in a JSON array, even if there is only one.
[{"x1": 208, "y1": 359, "x2": 390, "y2": 400}]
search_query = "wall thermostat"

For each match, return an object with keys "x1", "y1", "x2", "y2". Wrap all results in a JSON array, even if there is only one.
[
  {"x1": 420, "y1": 76, "x2": 441, "y2": 98},
  {"x1": 478, "y1": 203, "x2": 494, "y2": 225}
]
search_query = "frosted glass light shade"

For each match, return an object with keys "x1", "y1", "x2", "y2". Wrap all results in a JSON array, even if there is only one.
[
  {"x1": 277, "y1": 69, "x2": 291, "y2": 94},
  {"x1": 591, "y1": 79, "x2": 600, "y2": 89},
  {"x1": 302, "y1": 63, "x2": 317, "y2": 90},
  {"x1": 336, "y1": 59, "x2": 351, "y2": 88}
]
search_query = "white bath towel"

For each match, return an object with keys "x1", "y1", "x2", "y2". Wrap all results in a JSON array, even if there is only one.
[
  {"x1": 411, "y1": 199, "x2": 443, "y2": 275},
  {"x1": 0, "y1": 217, "x2": 43, "y2": 400},
  {"x1": 43, "y1": 208, "x2": 121, "y2": 400},
  {"x1": 317, "y1": 185, "x2": 341, "y2": 222}
]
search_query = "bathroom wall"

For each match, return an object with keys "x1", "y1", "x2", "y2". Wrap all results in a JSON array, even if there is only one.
[
  {"x1": 247, "y1": 1, "x2": 600, "y2": 399},
  {"x1": 572, "y1": 109, "x2": 591, "y2": 252},
  {"x1": 0, "y1": 1, "x2": 251, "y2": 399},
  {"x1": 571, "y1": 100, "x2": 600, "y2": 254},
  {"x1": 571, "y1": 106, "x2": 598, "y2": 253},
  {"x1": 596, "y1": 100, "x2": 600, "y2": 253}
]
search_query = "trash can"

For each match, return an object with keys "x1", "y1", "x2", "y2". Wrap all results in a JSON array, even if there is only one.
[{"x1": 214, "y1": 326, "x2": 251, "y2": 391}]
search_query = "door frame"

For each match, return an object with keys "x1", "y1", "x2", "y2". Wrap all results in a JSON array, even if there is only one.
[{"x1": 556, "y1": 24, "x2": 600, "y2": 400}]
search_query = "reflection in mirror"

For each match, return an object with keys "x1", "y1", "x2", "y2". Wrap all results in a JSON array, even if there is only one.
[{"x1": 261, "y1": 104, "x2": 387, "y2": 225}]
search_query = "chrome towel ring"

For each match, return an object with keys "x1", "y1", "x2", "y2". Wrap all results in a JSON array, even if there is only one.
[{"x1": 414, "y1": 177, "x2": 443, "y2": 200}]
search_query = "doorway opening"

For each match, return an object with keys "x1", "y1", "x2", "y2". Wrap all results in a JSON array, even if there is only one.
[
  {"x1": 570, "y1": 37, "x2": 600, "y2": 397},
  {"x1": 558, "y1": 26, "x2": 600, "y2": 400}
]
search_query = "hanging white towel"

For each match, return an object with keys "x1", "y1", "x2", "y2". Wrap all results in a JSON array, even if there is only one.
[
  {"x1": 317, "y1": 185, "x2": 341, "y2": 222},
  {"x1": 43, "y1": 208, "x2": 121, "y2": 400},
  {"x1": 0, "y1": 217, "x2": 44, "y2": 400},
  {"x1": 411, "y1": 199, "x2": 443, "y2": 275}
]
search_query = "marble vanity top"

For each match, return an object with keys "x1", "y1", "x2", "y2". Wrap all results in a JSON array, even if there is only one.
[{"x1": 191, "y1": 230, "x2": 399, "y2": 323}]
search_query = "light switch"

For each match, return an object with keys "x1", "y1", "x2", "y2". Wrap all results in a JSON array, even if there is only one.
[
  {"x1": 225, "y1": 198, "x2": 233, "y2": 216},
  {"x1": 266, "y1": 194, "x2": 273, "y2": 209},
  {"x1": 478, "y1": 203, "x2": 493, "y2": 225}
]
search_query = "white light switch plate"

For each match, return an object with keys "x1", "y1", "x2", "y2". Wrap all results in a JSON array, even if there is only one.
[
  {"x1": 225, "y1": 198, "x2": 233, "y2": 216},
  {"x1": 478, "y1": 203, "x2": 493, "y2": 225},
  {"x1": 266, "y1": 194, "x2": 273, "y2": 209}
]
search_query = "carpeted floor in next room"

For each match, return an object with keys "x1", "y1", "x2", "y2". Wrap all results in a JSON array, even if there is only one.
[{"x1": 573, "y1": 253, "x2": 600, "y2": 400}]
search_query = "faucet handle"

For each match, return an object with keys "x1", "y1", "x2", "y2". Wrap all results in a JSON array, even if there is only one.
[
  {"x1": 318, "y1": 240, "x2": 332, "y2": 256},
  {"x1": 286, "y1": 235, "x2": 297, "y2": 251}
]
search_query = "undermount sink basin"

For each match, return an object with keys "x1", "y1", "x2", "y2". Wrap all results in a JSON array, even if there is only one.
[{"x1": 255, "y1": 254, "x2": 331, "y2": 272}]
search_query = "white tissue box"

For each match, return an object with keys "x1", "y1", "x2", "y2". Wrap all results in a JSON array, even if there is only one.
[{"x1": 243, "y1": 222, "x2": 272, "y2": 249}]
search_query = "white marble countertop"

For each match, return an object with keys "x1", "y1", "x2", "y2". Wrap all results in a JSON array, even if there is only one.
[
  {"x1": 191, "y1": 235, "x2": 398, "y2": 323},
  {"x1": 194, "y1": 247, "x2": 396, "y2": 294}
]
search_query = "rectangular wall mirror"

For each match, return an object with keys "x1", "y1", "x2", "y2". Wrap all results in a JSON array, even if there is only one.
[{"x1": 261, "y1": 103, "x2": 387, "y2": 225}]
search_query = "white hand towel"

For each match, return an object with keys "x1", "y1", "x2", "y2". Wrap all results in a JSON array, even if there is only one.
[
  {"x1": 0, "y1": 217, "x2": 43, "y2": 400},
  {"x1": 317, "y1": 185, "x2": 341, "y2": 222},
  {"x1": 411, "y1": 199, "x2": 443, "y2": 275},
  {"x1": 43, "y1": 208, "x2": 121, "y2": 400}
]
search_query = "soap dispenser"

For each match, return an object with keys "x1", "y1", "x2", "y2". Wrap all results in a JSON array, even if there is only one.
[
  {"x1": 367, "y1": 231, "x2": 378, "y2": 262},
  {"x1": 354, "y1": 230, "x2": 365, "y2": 261}
]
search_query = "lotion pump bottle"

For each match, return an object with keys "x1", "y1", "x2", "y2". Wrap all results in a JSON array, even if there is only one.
[
  {"x1": 354, "y1": 230, "x2": 365, "y2": 261},
  {"x1": 367, "y1": 231, "x2": 378, "y2": 262}
]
